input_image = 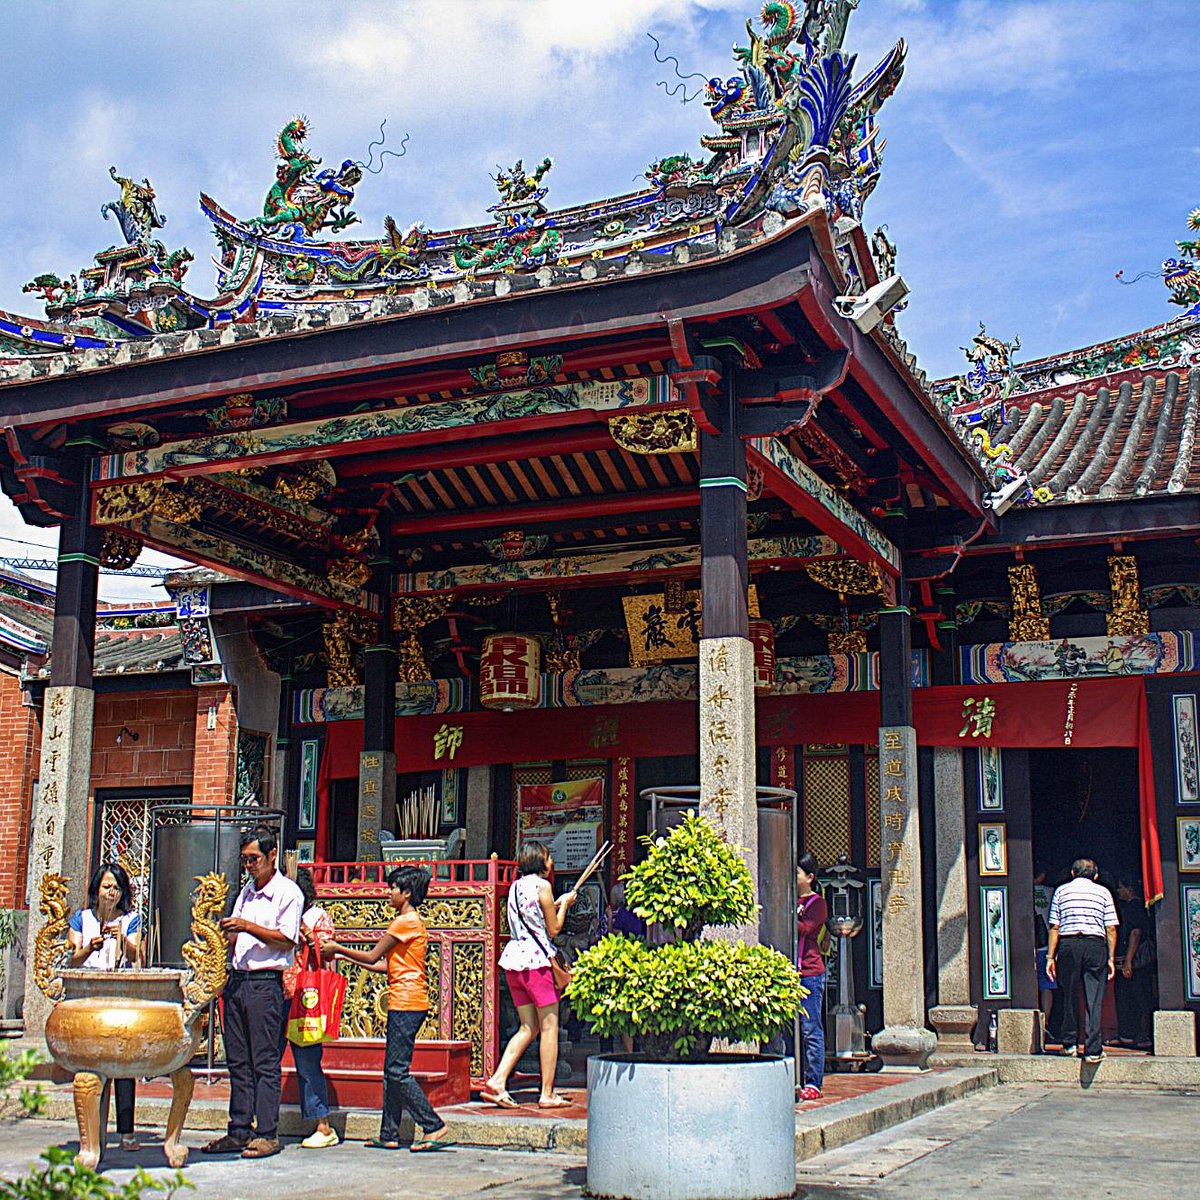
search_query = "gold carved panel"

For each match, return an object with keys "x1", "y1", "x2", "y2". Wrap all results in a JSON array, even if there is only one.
[{"x1": 451, "y1": 941, "x2": 486, "y2": 1078}]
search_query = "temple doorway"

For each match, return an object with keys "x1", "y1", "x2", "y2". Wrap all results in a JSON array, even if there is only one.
[{"x1": 1030, "y1": 748, "x2": 1139, "y2": 887}]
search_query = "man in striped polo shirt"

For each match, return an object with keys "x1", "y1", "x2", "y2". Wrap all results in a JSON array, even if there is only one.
[{"x1": 1046, "y1": 858, "x2": 1119, "y2": 1063}]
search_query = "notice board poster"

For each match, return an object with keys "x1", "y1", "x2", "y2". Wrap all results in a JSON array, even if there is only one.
[{"x1": 517, "y1": 778, "x2": 605, "y2": 872}]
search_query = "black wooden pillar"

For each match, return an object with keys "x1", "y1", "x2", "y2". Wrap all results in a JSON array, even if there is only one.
[
  {"x1": 357, "y1": 557, "x2": 398, "y2": 857},
  {"x1": 363, "y1": 644, "x2": 398, "y2": 758},
  {"x1": 51, "y1": 483, "x2": 101, "y2": 689},
  {"x1": 699, "y1": 356, "x2": 748, "y2": 640}
]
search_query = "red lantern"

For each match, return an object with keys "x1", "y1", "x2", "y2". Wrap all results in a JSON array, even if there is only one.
[
  {"x1": 748, "y1": 619, "x2": 775, "y2": 693},
  {"x1": 479, "y1": 633, "x2": 541, "y2": 710}
]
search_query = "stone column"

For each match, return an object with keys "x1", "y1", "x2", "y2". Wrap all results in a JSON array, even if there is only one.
[
  {"x1": 873, "y1": 599, "x2": 936, "y2": 1070},
  {"x1": 698, "y1": 353, "x2": 758, "y2": 940},
  {"x1": 359, "y1": 642, "x2": 397, "y2": 858},
  {"x1": 24, "y1": 490, "x2": 99, "y2": 1035},
  {"x1": 464, "y1": 766, "x2": 494, "y2": 859},
  {"x1": 928, "y1": 747, "x2": 977, "y2": 1052}
]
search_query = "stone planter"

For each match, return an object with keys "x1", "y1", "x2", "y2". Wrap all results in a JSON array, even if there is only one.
[{"x1": 587, "y1": 1053, "x2": 795, "y2": 1200}]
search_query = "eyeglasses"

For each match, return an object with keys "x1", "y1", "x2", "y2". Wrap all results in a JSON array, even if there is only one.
[{"x1": 240, "y1": 854, "x2": 264, "y2": 865}]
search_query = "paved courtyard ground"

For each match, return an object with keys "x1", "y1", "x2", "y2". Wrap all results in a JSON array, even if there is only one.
[{"x1": 1, "y1": 1086, "x2": 1196, "y2": 1199}]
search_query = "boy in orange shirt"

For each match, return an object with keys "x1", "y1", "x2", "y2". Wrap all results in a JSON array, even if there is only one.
[{"x1": 323, "y1": 865, "x2": 451, "y2": 1151}]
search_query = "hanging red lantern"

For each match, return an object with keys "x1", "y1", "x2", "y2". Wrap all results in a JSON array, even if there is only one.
[
  {"x1": 748, "y1": 619, "x2": 775, "y2": 693},
  {"x1": 479, "y1": 633, "x2": 541, "y2": 710}
]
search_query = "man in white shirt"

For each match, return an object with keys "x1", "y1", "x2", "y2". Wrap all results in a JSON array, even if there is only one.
[
  {"x1": 203, "y1": 826, "x2": 302, "y2": 1160},
  {"x1": 1046, "y1": 858, "x2": 1119, "y2": 1063}
]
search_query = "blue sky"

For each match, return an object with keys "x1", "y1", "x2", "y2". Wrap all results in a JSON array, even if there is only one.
[{"x1": 0, "y1": 0, "x2": 1195, "y2": 598}]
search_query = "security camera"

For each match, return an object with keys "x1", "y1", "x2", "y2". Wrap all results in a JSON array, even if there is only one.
[
  {"x1": 833, "y1": 274, "x2": 910, "y2": 334},
  {"x1": 987, "y1": 474, "x2": 1028, "y2": 517}
]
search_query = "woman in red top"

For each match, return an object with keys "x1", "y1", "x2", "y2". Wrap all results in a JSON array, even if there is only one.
[{"x1": 795, "y1": 852, "x2": 829, "y2": 1100}]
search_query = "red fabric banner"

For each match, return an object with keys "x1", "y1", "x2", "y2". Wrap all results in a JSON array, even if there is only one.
[{"x1": 309, "y1": 675, "x2": 1164, "y2": 902}]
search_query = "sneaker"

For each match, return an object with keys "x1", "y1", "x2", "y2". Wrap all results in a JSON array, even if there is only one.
[
  {"x1": 1084, "y1": 1051, "x2": 1106, "y2": 1064},
  {"x1": 241, "y1": 1136, "x2": 282, "y2": 1159},
  {"x1": 1059, "y1": 1045, "x2": 1078, "y2": 1057},
  {"x1": 798, "y1": 1085, "x2": 823, "y2": 1101},
  {"x1": 301, "y1": 1129, "x2": 340, "y2": 1149}
]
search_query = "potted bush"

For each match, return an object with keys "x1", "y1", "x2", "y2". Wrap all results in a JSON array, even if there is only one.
[{"x1": 569, "y1": 812, "x2": 803, "y2": 1200}]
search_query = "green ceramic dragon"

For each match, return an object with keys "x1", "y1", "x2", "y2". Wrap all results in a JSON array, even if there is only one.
[{"x1": 254, "y1": 118, "x2": 362, "y2": 236}]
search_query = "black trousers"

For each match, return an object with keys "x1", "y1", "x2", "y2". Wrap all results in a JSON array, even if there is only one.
[
  {"x1": 101, "y1": 1078, "x2": 135, "y2": 1135},
  {"x1": 1115, "y1": 967, "x2": 1153, "y2": 1044},
  {"x1": 381, "y1": 1010, "x2": 443, "y2": 1142},
  {"x1": 224, "y1": 970, "x2": 285, "y2": 1141},
  {"x1": 1056, "y1": 935, "x2": 1109, "y2": 1057}
]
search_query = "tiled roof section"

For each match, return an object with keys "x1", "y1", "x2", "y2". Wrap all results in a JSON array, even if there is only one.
[
  {"x1": 0, "y1": 589, "x2": 183, "y2": 676},
  {"x1": 1001, "y1": 366, "x2": 1199, "y2": 503}
]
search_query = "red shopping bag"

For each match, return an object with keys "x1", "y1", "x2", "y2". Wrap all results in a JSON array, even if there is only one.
[{"x1": 286, "y1": 947, "x2": 347, "y2": 1045}]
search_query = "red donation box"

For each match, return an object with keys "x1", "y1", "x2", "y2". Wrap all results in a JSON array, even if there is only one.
[{"x1": 479, "y1": 633, "x2": 542, "y2": 709}]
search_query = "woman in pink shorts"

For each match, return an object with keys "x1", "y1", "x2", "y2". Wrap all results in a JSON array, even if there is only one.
[{"x1": 481, "y1": 841, "x2": 576, "y2": 1108}]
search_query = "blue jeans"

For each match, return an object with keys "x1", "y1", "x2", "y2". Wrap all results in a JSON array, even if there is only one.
[
  {"x1": 290, "y1": 1041, "x2": 330, "y2": 1121},
  {"x1": 799, "y1": 972, "x2": 826, "y2": 1090},
  {"x1": 381, "y1": 1010, "x2": 444, "y2": 1142}
]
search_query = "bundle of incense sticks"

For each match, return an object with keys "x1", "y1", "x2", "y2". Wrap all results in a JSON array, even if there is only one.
[
  {"x1": 395, "y1": 784, "x2": 439, "y2": 840},
  {"x1": 572, "y1": 839, "x2": 614, "y2": 891}
]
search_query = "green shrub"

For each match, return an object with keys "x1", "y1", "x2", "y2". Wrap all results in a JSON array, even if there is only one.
[
  {"x1": 568, "y1": 812, "x2": 804, "y2": 1061},
  {"x1": 0, "y1": 1049, "x2": 47, "y2": 1119},
  {"x1": 0, "y1": 1147, "x2": 192, "y2": 1200}
]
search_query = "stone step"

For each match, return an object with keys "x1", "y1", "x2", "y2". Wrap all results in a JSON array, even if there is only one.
[{"x1": 933, "y1": 1052, "x2": 1200, "y2": 1087}]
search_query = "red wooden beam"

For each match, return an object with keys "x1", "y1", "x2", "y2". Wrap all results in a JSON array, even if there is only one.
[{"x1": 389, "y1": 487, "x2": 697, "y2": 536}]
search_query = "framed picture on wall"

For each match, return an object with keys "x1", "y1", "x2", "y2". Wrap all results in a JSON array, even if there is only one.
[
  {"x1": 1183, "y1": 884, "x2": 1200, "y2": 1001},
  {"x1": 297, "y1": 740, "x2": 320, "y2": 833},
  {"x1": 980, "y1": 885, "x2": 1010, "y2": 1000},
  {"x1": 1174, "y1": 694, "x2": 1200, "y2": 805},
  {"x1": 978, "y1": 823, "x2": 1007, "y2": 876},
  {"x1": 978, "y1": 746, "x2": 1004, "y2": 812},
  {"x1": 1177, "y1": 818, "x2": 1200, "y2": 872},
  {"x1": 867, "y1": 877, "x2": 883, "y2": 989},
  {"x1": 296, "y1": 841, "x2": 315, "y2": 863}
]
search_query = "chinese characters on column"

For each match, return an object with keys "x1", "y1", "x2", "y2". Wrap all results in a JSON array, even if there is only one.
[
  {"x1": 879, "y1": 728, "x2": 911, "y2": 917},
  {"x1": 703, "y1": 644, "x2": 735, "y2": 821},
  {"x1": 613, "y1": 757, "x2": 634, "y2": 874}
]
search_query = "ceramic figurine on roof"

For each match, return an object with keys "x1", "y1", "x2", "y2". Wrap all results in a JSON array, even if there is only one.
[
  {"x1": 102, "y1": 167, "x2": 168, "y2": 251},
  {"x1": 454, "y1": 158, "x2": 562, "y2": 272},
  {"x1": 253, "y1": 118, "x2": 362, "y2": 236},
  {"x1": 1164, "y1": 207, "x2": 1200, "y2": 317}
]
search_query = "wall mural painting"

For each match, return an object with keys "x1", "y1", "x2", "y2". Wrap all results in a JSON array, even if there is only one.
[
  {"x1": 978, "y1": 746, "x2": 1004, "y2": 812},
  {"x1": 978, "y1": 823, "x2": 1007, "y2": 876},
  {"x1": 1175, "y1": 694, "x2": 1200, "y2": 804},
  {"x1": 1184, "y1": 885, "x2": 1200, "y2": 1002},
  {"x1": 980, "y1": 885, "x2": 1010, "y2": 1001},
  {"x1": 961, "y1": 632, "x2": 1194, "y2": 685},
  {"x1": 297, "y1": 739, "x2": 320, "y2": 832}
]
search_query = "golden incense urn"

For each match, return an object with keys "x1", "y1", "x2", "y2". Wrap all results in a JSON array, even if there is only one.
[{"x1": 34, "y1": 871, "x2": 229, "y2": 1168}]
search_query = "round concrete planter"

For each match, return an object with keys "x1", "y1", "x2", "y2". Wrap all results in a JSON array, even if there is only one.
[{"x1": 586, "y1": 1053, "x2": 795, "y2": 1200}]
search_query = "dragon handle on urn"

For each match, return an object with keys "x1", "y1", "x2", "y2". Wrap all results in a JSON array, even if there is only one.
[
  {"x1": 33, "y1": 872, "x2": 72, "y2": 1002},
  {"x1": 181, "y1": 871, "x2": 230, "y2": 1015}
]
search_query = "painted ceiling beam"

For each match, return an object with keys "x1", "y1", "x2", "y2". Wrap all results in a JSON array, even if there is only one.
[
  {"x1": 745, "y1": 434, "x2": 900, "y2": 576},
  {"x1": 91, "y1": 376, "x2": 680, "y2": 485},
  {"x1": 389, "y1": 488, "x2": 698, "y2": 537},
  {"x1": 394, "y1": 534, "x2": 842, "y2": 597}
]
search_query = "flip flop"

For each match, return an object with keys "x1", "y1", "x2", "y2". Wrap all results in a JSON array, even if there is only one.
[
  {"x1": 365, "y1": 1138, "x2": 402, "y2": 1150},
  {"x1": 480, "y1": 1089, "x2": 519, "y2": 1109},
  {"x1": 410, "y1": 1137, "x2": 455, "y2": 1153},
  {"x1": 537, "y1": 1095, "x2": 573, "y2": 1109}
]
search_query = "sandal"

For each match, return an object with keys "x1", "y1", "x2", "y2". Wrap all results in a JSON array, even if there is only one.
[
  {"x1": 202, "y1": 1134, "x2": 249, "y2": 1155},
  {"x1": 480, "y1": 1088, "x2": 519, "y2": 1109},
  {"x1": 410, "y1": 1136, "x2": 455, "y2": 1153},
  {"x1": 120, "y1": 1135, "x2": 140, "y2": 1153},
  {"x1": 537, "y1": 1095, "x2": 573, "y2": 1108},
  {"x1": 365, "y1": 1138, "x2": 402, "y2": 1150}
]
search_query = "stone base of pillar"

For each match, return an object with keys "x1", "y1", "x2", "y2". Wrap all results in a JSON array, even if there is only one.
[
  {"x1": 1153, "y1": 1010, "x2": 1197, "y2": 1057},
  {"x1": 996, "y1": 1008, "x2": 1043, "y2": 1055},
  {"x1": 872, "y1": 1024, "x2": 938, "y2": 1071},
  {"x1": 929, "y1": 1003, "x2": 978, "y2": 1053}
]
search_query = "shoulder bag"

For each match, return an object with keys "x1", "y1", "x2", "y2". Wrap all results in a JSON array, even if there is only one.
[{"x1": 510, "y1": 884, "x2": 573, "y2": 993}]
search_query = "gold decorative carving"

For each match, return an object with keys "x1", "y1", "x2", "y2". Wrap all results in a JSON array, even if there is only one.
[
  {"x1": 1106, "y1": 555, "x2": 1150, "y2": 637},
  {"x1": 452, "y1": 941, "x2": 486, "y2": 1077},
  {"x1": 324, "y1": 898, "x2": 393, "y2": 929},
  {"x1": 276, "y1": 460, "x2": 336, "y2": 503},
  {"x1": 422, "y1": 898, "x2": 486, "y2": 930},
  {"x1": 335, "y1": 942, "x2": 441, "y2": 1041},
  {"x1": 323, "y1": 615, "x2": 357, "y2": 689},
  {"x1": 392, "y1": 595, "x2": 452, "y2": 682},
  {"x1": 93, "y1": 483, "x2": 156, "y2": 526},
  {"x1": 34, "y1": 872, "x2": 71, "y2": 1001},
  {"x1": 328, "y1": 557, "x2": 372, "y2": 591},
  {"x1": 98, "y1": 529, "x2": 142, "y2": 571},
  {"x1": 181, "y1": 872, "x2": 230, "y2": 1015},
  {"x1": 607, "y1": 408, "x2": 697, "y2": 455},
  {"x1": 804, "y1": 556, "x2": 882, "y2": 602},
  {"x1": 827, "y1": 631, "x2": 867, "y2": 654},
  {"x1": 72, "y1": 1071, "x2": 104, "y2": 1169},
  {"x1": 1007, "y1": 562, "x2": 1050, "y2": 641},
  {"x1": 152, "y1": 482, "x2": 202, "y2": 525}
]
